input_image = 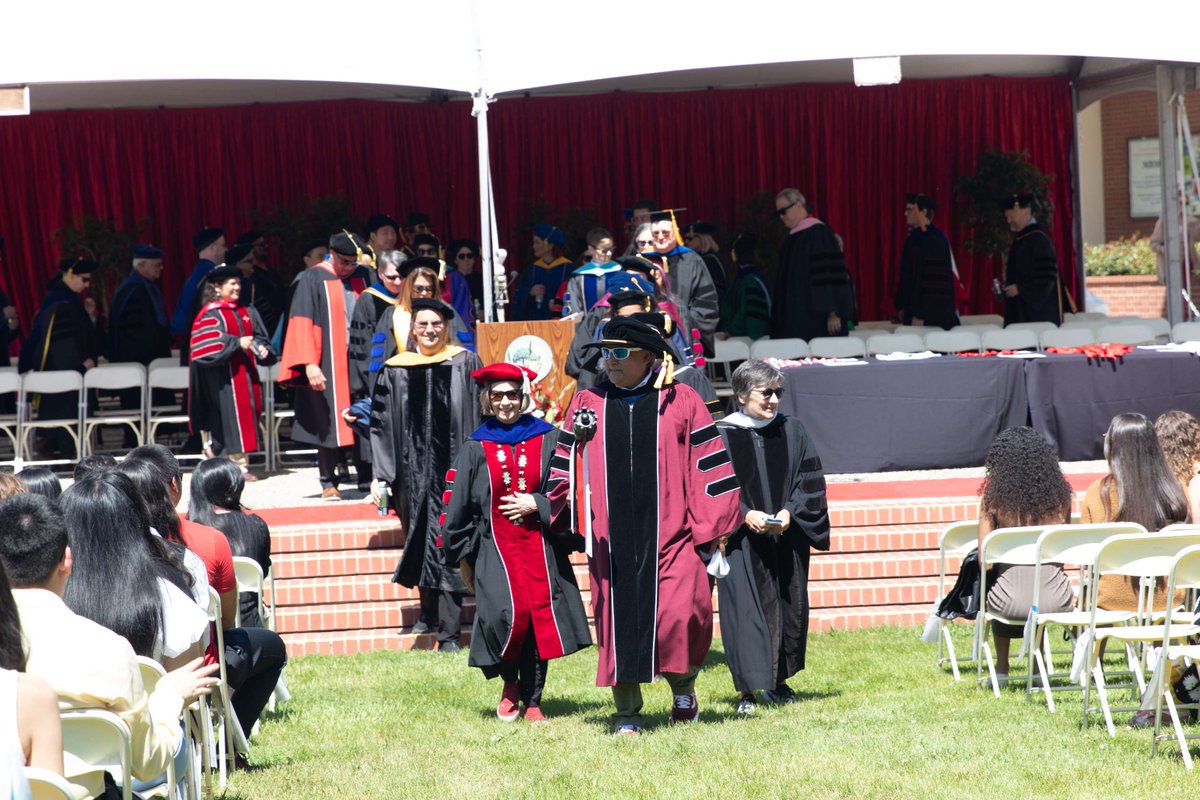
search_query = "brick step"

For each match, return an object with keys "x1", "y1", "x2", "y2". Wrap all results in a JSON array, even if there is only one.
[
  {"x1": 828, "y1": 523, "x2": 944, "y2": 554},
  {"x1": 271, "y1": 574, "x2": 408, "y2": 606},
  {"x1": 828, "y1": 498, "x2": 978, "y2": 529},
  {"x1": 808, "y1": 550, "x2": 961, "y2": 582},
  {"x1": 807, "y1": 576, "x2": 943, "y2": 609},
  {"x1": 270, "y1": 521, "x2": 404, "y2": 554},
  {"x1": 276, "y1": 600, "x2": 478, "y2": 635},
  {"x1": 272, "y1": 549, "x2": 400, "y2": 580},
  {"x1": 809, "y1": 604, "x2": 930, "y2": 632}
]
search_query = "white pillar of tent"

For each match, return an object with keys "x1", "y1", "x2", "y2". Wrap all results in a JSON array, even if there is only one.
[
  {"x1": 473, "y1": 90, "x2": 501, "y2": 323},
  {"x1": 1158, "y1": 63, "x2": 1186, "y2": 326}
]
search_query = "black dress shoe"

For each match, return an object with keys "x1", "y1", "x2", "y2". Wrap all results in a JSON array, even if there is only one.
[
  {"x1": 412, "y1": 620, "x2": 431, "y2": 635},
  {"x1": 439, "y1": 641, "x2": 462, "y2": 654}
]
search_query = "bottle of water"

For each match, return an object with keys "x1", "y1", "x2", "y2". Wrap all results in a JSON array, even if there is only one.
[{"x1": 377, "y1": 483, "x2": 389, "y2": 517}]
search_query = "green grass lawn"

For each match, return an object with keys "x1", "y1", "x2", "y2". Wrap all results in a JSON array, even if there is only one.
[{"x1": 227, "y1": 625, "x2": 1194, "y2": 799}]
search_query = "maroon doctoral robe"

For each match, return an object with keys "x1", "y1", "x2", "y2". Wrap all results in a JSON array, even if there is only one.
[
  {"x1": 188, "y1": 301, "x2": 274, "y2": 454},
  {"x1": 551, "y1": 378, "x2": 742, "y2": 686}
]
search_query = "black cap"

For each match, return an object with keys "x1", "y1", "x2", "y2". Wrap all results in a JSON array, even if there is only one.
[
  {"x1": 300, "y1": 238, "x2": 328, "y2": 258},
  {"x1": 584, "y1": 317, "x2": 669, "y2": 356},
  {"x1": 731, "y1": 232, "x2": 757, "y2": 259},
  {"x1": 608, "y1": 291, "x2": 654, "y2": 313},
  {"x1": 234, "y1": 230, "x2": 265, "y2": 247},
  {"x1": 205, "y1": 265, "x2": 243, "y2": 284},
  {"x1": 329, "y1": 231, "x2": 364, "y2": 258},
  {"x1": 405, "y1": 212, "x2": 431, "y2": 229},
  {"x1": 617, "y1": 254, "x2": 658, "y2": 279},
  {"x1": 629, "y1": 311, "x2": 686, "y2": 362},
  {"x1": 223, "y1": 243, "x2": 254, "y2": 266},
  {"x1": 1001, "y1": 193, "x2": 1034, "y2": 210},
  {"x1": 411, "y1": 233, "x2": 441, "y2": 251},
  {"x1": 684, "y1": 221, "x2": 716, "y2": 236},
  {"x1": 648, "y1": 208, "x2": 686, "y2": 225},
  {"x1": 365, "y1": 214, "x2": 399, "y2": 234},
  {"x1": 58, "y1": 257, "x2": 98, "y2": 275},
  {"x1": 192, "y1": 226, "x2": 224, "y2": 251},
  {"x1": 399, "y1": 256, "x2": 442, "y2": 278},
  {"x1": 410, "y1": 297, "x2": 453, "y2": 319},
  {"x1": 132, "y1": 244, "x2": 164, "y2": 259}
]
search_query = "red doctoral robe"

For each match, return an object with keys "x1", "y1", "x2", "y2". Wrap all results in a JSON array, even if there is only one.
[
  {"x1": 551, "y1": 378, "x2": 742, "y2": 686},
  {"x1": 278, "y1": 259, "x2": 369, "y2": 448}
]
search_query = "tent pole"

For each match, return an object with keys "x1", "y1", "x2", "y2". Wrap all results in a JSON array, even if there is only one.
[
  {"x1": 1157, "y1": 63, "x2": 1184, "y2": 326},
  {"x1": 474, "y1": 93, "x2": 497, "y2": 323}
]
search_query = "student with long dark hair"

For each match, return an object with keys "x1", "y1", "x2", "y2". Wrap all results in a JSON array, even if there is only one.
[
  {"x1": 13, "y1": 468, "x2": 59, "y2": 502},
  {"x1": 1082, "y1": 413, "x2": 1188, "y2": 611},
  {"x1": 188, "y1": 457, "x2": 272, "y2": 627},
  {"x1": 59, "y1": 473, "x2": 207, "y2": 667},
  {"x1": 0, "y1": 555, "x2": 64, "y2": 792}
]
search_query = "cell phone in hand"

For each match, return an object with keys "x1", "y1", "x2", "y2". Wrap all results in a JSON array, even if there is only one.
[{"x1": 764, "y1": 516, "x2": 785, "y2": 526}]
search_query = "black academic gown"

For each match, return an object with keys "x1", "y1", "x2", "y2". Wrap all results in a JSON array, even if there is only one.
[
  {"x1": 18, "y1": 283, "x2": 101, "y2": 430},
  {"x1": 370, "y1": 347, "x2": 483, "y2": 592},
  {"x1": 717, "y1": 414, "x2": 831, "y2": 693},
  {"x1": 242, "y1": 267, "x2": 286, "y2": 337},
  {"x1": 188, "y1": 302, "x2": 276, "y2": 455},
  {"x1": 895, "y1": 225, "x2": 958, "y2": 330},
  {"x1": 108, "y1": 273, "x2": 171, "y2": 364},
  {"x1": 663, "y1": 248, "x2": 719, "y2": 353},
  {"x1": 565, "y1": 306, "x2": 607, "y2": 391},
  {"x1": 442, "y1": 420, "x2": 592, "y2": 676},
  {"x1": 1004, "y1": 222, "x2": 1062, "y2": 325},
  {"x1": 348, "y1": 288, "x2": 397, "y2": 400},
  {"x1": 772, "y1": 222, "x2": 855, "y2": 341},
  {"x1": 700, "y1": 251, "x2": 729, "y2": 298}
]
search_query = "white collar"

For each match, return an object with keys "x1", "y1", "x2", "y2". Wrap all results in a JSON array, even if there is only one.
[{"x1": 722, "y1": 410, "x2": 777, "y2": 429}]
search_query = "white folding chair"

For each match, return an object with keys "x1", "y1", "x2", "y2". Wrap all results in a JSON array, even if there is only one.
[
  {"x1": 1149, "y1": 544, "x2": 1200, "y2": 768},
  {"x1": 135, "y1": 657, "x2": 190, "y2": 800},
  {"x1": 924, "y1": 330, "x2": 981, "y2": 354},
  {"x1": 708, "y1": 339, "x2": 750, "y2": 398},
  {"x1": 1128, "y1": 317, "x2": 1171, "y2": 342},
  {"x1": 1081, "y1": 531, "x2": 1200, "y2": 735},
  {"x1": 1171, "y1": 321, "x2": 1200, "y2": 343},
  {"x1": 808, "y1": 336, "x2": 866, "y2": 358},
  {"x1": 959, "y1": 314, "x2": 1004, "y2": 326},
  {"x1": 82, "y1": 362, "x2": 147, "y2": 457},
  {"x1": 61, "y1": 709, "x2": 133, "y2": 800},
  {"x1": 0, "y1": 367, "x2": 20, "y2": 468},
  {"x1": 25, "y1": 767, "x2": 77, "y2": 800},
  {"x1": 231, "y1": 557, "x2": 288, "y2": 713},
  {"x1": 1041, "y1": 327, "x2": 1096, "y2": 349},
  {"x1": 848, "y1": 328, "x2": 876, "y2": 343},
  {"x1": 18, "y1": 370, "x2": 84, "y2": 466},
  {"x1": 205, "y1": 588, "x2": 249, "y2": 791},
  {"x1": 748, "y1": 337, "x2": 809, "y2": 360},
  {"x1": 1096, "y1": 323, "x2": 1156, "y2": 346},
  {"x1": 866, "y1": 333, "x2": 926, "y2": 356},
  {"x1": 1065, "y1": 311, "x2": 1108, "y2": 322},
  {"x1": 148, "y1": 357, "x2": 181, "y2": 373},
  {"x1": 1023, "y1": 523, "x2": 1144, "y2": 711},
  {"x1": 975, "y1": 526, "x2": 1046, "y2": 697},
  {"x1": 951, "y1": 323, "x2": 1001, "y2": 336},
  {"x1": 852, "y1": 321, "x2": 895, "y2": 332},
  {"x1": 1060, "y1": 318, "x2": 1106, "y2": 333},
  {"x1": 934, "y1": 521, "x2": 979, "y2": 681},
  {"x1": 1005, "y1": 321, "x2": 1057, "y2": 336},
  {"x1": 980, "y1": 329, "x2": 1039, "y2": 352},
  {"x1": 892, "y1": 324, "x2": 943, "y2": 336}
]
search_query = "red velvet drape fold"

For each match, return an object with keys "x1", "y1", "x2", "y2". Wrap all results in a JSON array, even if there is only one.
[{"x1": 0, "y1": 76, "x2": 1075, "y2": 324}]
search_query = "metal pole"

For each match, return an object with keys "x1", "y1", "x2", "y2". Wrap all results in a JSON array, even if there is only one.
[
  {"x1": 1157, "y1": 64, "x2": 1184, "y2": 326},
  {"x1": 474, "y1": 94, "x2": 495, "y2": 323}
]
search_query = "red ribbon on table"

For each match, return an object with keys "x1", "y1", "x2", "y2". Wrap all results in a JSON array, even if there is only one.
[{"x1": 1044, "y1": 343, "x2": 1133, "y2": 363}]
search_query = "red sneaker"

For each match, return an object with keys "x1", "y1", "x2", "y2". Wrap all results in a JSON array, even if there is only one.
[
  {"x1": 671, "y1": 692, "x2": 699, "y2": 724},
  {"x1": 523, "y1": 705, "x2": 545, "y2": 722},
  {"x1": 497, "y1": 682, "x2": 520, "y2": 721}
]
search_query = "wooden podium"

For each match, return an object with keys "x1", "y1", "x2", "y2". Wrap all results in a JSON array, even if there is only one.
[{"x1": 475, "y1": 319, "x2": 579, "y2": 410}]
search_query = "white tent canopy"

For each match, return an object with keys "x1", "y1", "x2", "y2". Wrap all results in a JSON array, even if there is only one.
[{"x1": 3, "y1": 1, "x2": 1199, "y2": 321}]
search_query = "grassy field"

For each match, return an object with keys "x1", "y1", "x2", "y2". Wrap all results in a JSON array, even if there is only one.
[{"x1": 226, "y1": 625, "x2": 1194, "y2": 799}]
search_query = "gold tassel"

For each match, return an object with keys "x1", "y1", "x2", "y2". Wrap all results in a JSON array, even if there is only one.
[
  {"x1": 669, "y1": 209, "x2": 683, "y2": 247},
  {"x1": 653, "y1": 353, "x2": 675, "y2": 389}
]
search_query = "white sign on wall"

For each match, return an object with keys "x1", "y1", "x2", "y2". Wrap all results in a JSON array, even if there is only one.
[{"x1": 1128, "y1": 136, "x2": 1200, "y2": 219}]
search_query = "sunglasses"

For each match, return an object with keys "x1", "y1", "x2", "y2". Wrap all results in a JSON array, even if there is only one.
[
  {"x1": 455, "y1": 252, "x2": 474, "y2": 259},
  {"x1": 753, "y1": 387, "x2": 785, "y2": 399},
  {"x1": 776, "y1": 201, "x2": 799, "y2": 217},
  {"x1": 635, "y1": 239, "x2": 653, "y2": 248},
  {"x1": 595, "y1": 247, "x2": 613, "y2": 254},
  {"x1": 416, "y1": 247, "x2": 438, "y2": 256},
  {"x1": 489, "y1": 389, "x2": 522, "y2": 402},
  {"x1": 411, "y1": 284, "x2": 435, "y2": 295},
  {"x1": 601, "y1": 347, "x2": 642, "y2": 360}
]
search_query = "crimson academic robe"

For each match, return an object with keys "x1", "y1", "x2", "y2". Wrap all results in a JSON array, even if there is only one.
[
  {"x1": 716, "y1": 414, "x2": 830, "y2": 693},
  {"x1": 370, "y1": 346, "x2": 483, "y2": 591},
  {"x1": 551, "y1": 379, "x2": 742, "y2": 686},
  {"x1": 188, "y1": 301, "x2": 276, "y2": 455},
  {"x1": 442, "y1": 418, "x2": 592, "y2": 675},
  {"x1": 278, "y1": 260, "x2": 370, "y2": 449}
]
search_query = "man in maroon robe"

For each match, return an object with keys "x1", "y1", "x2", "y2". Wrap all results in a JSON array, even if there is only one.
[
  {"x1": 551, "y1": 318, "x2": 742, "y2": 734},
  {"x1": 279, "y1": 231, "x2": 371, "y2": 500}
]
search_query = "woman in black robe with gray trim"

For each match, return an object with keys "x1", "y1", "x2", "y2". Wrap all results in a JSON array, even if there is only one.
[
  {"x1": 717, "y1": 359, "x2": 830, "y2": 715},
  {"x1": 442, "y1": 362, "x2": 591, "y2": 722}
]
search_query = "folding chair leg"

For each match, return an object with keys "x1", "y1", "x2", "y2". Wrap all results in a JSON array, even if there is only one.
[
  {"x1": 982, "y1": 641, "x2": 1001, "y2": 697},
  {"x1": 1042, "y1": 628, "x2": 1056, "y2": 675},
  {"x1": 942, "y1": 624, "x2": 961, "y2": 681},
  {"x1": 1033, "y1": 649, "x2": 1056, "y2": 713},
  {"x1": 1165, "y1": 692, "x2": 1194, "y2": 770},
  {"x1": 1128, "y1": 643, "x2": 1148, "y2": 696},
  {"x1": 1093, "y1": 664, "x2": 1117, "y2": 737}
]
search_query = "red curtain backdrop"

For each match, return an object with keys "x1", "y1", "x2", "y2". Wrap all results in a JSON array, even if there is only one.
[{"x1": 0, "y1": 76, "x2": 1075, "y2": 326}]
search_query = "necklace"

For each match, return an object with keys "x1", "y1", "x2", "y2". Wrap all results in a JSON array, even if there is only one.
[{"x1": 495, "y1": 442, "x2": 529, "y2": 493}]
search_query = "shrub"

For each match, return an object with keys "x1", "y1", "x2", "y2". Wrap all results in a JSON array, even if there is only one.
[{"x1": 1084, "y1": 235, "x2": 1156, "y2": 276}]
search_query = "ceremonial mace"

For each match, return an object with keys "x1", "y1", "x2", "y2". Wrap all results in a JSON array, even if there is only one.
[{"x1": 570, "y1": 407, "x2": 598, "y2": 557}]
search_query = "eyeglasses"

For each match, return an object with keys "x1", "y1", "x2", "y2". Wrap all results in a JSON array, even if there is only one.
[
  {"x1": 380, "y1": 272, "x2": 404, "y2": 282},
  {"x1": 416, "y1": 247, "x2": 438, "y2": 257},
  {"x1": 601, "y1": 347, "x2": 642, "y2": 360},
  {"x1": 489, "y1": 389, "x2": 522, "y2": 402},
  {"x1": 776, "y1": 201, "x2": 799, "y2": 217},
  {"x1": 413, "y1": 321, "x2": 445, "y2": 330},
  {"x1": 595, "y1": 247, "x2": 613, "y2": 255},
  {"x1": 651, "y1": 229, "x2": 673, "y2": 239},
  {"x1": 753, "y1": 387, "x2": 785, "y2": 399},
  {"x1": 411, "y1": 284, "x2": 435, "y2": 295},
  {"x1": 635, "y1": 239, "x2": 653, "y2": 248},
  {"x1": 455, "y1": 252, "x2": 474, "y2": 260}
]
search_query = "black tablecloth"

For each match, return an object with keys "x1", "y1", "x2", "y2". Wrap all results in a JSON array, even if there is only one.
[
  {"x1": 778, "y1": 356, "x2": 1028, "y2": 474},
  {"x1": 1025, "y1": 350, "x2": 1200, "y2": 461}
]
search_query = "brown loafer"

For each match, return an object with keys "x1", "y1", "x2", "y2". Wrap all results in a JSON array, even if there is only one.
[{"x1": 321, "y1": 487, "x2": 342, "y2": 502}]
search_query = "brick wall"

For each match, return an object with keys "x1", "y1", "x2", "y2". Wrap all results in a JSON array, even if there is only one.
[
  {"x1": 1085, "y1": 275, "x2": 1166, "y2": 317},
  {"x1": 1101, "y1": 88, "x2": 1200, "y2": 242}
]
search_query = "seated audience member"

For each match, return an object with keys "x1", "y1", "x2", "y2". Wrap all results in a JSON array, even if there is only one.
[
  {"x1": 189, "y1": 458, "x2": 273, "y2": 628},
  {"x1": 1154, "y1": 409, "x2": 1200, "y2": 522},
  {"x1": 0, "y1": 493, "x2": 218, "y2": 799},
  {"x1": 1, "y1": 556, "x2": 64, "y2": 791},
  {"x1": 124, "y1": 445, "x2": 287, "y2": 746},
  {"x1": 13, "y1": 468, "x2": 59, "y2": 502},
  {"x1": 60, "y1": 473, "x2": 208, "y2": 668},
  {"x1": 977, "y1": 427, "x2": 1076, "y2": 682},
  {"x1": 0, "y1": 473, "x2": 24, "y2": 501},
  {"x1": 73, "y1": 453, "x2": 118, "y2": 481},
  {"x1": 1081, "y1": 413, "x2": 1188, "y2": 612}
]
